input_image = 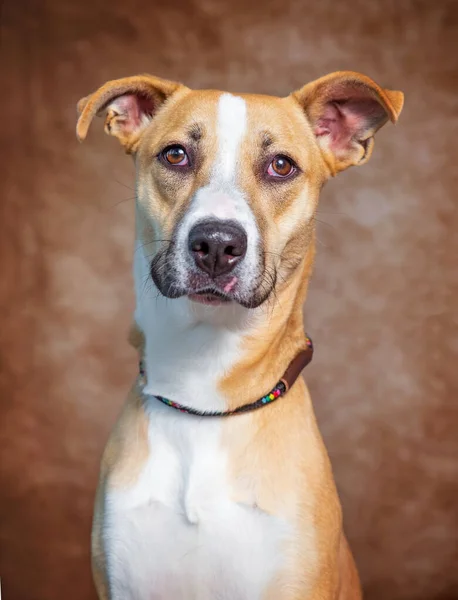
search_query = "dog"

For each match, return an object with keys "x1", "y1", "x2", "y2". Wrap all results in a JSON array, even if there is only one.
[{"x1": 76, "y1": 70, "x2": 403, "y2": 599}]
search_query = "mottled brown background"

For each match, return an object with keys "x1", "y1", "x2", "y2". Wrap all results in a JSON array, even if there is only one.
[{"x1": 1, "y1": 0, "x2": 457, "y2": 599}]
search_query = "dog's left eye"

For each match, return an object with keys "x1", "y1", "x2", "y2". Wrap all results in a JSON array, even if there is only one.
[
  {"x1": 162, "y1": 145, "x2": 189, "y2": 166},
  {"x1": 267, "y1": 155, "x2": 296, "y2": 178}
]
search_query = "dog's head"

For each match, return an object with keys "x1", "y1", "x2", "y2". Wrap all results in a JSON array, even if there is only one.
[{"x1": 77, "y1": 73, "x2": 403, "y2": 310}]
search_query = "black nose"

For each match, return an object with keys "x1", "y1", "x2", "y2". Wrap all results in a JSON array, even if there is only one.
[{"x1": 188, "y1": 220, "x2": 247, "y2": 278}]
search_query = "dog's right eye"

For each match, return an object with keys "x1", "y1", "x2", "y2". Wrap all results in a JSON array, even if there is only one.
[
  {"x1": 162, "y1": 145, "x2": 189, "y2": 166},
  {"x1": 267, "y1": 155, "x2": 296, "y2": 178}
]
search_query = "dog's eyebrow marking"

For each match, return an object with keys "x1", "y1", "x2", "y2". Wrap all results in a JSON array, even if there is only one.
[
  {"x1": 261, "y1": 132, "x2": 274, "y2": 150},
  {"x1": 188, "y1": 123, "x2": 203, "y2": 142}
]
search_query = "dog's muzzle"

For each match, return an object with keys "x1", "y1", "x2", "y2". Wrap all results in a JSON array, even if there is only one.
[{"x1": 150, "y1": 218, "x2": 275, "y2": 309}]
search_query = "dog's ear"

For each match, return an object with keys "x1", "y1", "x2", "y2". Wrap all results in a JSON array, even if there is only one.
[
  {"x1": 76, "y1": 75, "x2": 182, "y2": 153},
  {"x1": 292, "y1": 71, "x2": 404, "y2": 174}
]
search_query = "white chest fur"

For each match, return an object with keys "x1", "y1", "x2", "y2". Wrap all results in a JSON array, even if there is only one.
[{"x1": 105, "y1": 400, "x2": 289, "y2": 600}]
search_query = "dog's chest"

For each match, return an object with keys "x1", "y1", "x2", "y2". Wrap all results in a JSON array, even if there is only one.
[{"x1": 105, "y1": 403, "x2": 289, "y2": 600}]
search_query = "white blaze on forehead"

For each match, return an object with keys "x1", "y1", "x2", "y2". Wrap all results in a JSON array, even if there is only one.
[{"x1": 214, "y1": 93, "x2": 247, "y2": 182}]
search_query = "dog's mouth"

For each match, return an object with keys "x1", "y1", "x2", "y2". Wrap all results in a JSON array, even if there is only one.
[
  {"x1": 186, "y1": 274, "x2": 237, "y2": 306},
  {"x1": 188, "y1": 288, "x2": 233, "y2": 306},
  {"x1": 150, "y1": 248, "x2": 275, "y2": 309}
]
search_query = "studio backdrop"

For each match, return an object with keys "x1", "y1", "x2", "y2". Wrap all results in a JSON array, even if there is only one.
[{"x1": 1, "y1": 1, "x2": 457, "y2": 599}]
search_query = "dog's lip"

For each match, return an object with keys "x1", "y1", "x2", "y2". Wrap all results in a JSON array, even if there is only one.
[{"x1": 187, "y1": 288, "x2": 233, "y2": 306}]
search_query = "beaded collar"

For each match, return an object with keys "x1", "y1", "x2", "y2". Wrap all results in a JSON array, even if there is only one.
[{"x1": 138, "y1": 334, "x2": 313, "y2": 417}]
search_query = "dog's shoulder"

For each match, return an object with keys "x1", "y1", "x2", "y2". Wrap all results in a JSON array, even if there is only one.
[{"x1": 100, "y1": 384, "x2": 149, "y2": 489}]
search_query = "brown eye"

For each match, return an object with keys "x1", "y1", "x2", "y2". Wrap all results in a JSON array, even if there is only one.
[
  {"x1": 267, "y1": 155, "x2": 295, "y2": 178},
  {"x1": 163, "y1": 145, "x2": 189, "y2": 166}
]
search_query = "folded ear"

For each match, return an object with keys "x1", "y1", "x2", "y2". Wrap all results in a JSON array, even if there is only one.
[
  {"x1": 76, "y1": 75, "x2": 182, "y2": 153},
  {"x1": 292, "y1": 71, "x2": 404, "y2": 174}
]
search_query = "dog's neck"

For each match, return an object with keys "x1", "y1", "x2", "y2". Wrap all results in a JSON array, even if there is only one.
[{"x1": 133, "y1": 236, "x2": 314, "y2": 413}]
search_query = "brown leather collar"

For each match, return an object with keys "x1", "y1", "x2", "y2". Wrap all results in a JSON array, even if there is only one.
[
  {"x1": 139, "y1": 334, "x2": 313, "y2": 417},
  {"x1": 279, "y1": 337, "x2": 314, "y2": 393}
]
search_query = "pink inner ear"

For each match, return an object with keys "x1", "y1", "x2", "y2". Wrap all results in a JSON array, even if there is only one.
[
  {"x1": 314, "y1": 98, "x2": 387, "y2": 152},
  {"x1": 111, "y1": 93, "x2": 155, "y2": 132}
]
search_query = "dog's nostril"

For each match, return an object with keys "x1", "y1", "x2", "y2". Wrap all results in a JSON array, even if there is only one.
[
  {"x1": 192, "y1": 240, "x2": 209, "y2": 256},
  {"x1": 225, "y1": 244, "x2": 244, "y2": 257}
]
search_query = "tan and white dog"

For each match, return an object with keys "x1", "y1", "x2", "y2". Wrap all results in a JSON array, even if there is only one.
[{"x1": 76, "y1": 71, "x2": 403, "y2": 600}]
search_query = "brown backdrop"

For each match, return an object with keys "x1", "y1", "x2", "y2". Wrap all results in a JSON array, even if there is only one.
[{"x1": 1, "y1": 1, "x2": 457, "y2": 599}]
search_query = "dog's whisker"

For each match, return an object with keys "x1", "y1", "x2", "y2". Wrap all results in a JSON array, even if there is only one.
[
  {"x1": 315, "y1": 236, "x2": 328, "y2": 249},
  {"x1": 111, "y1": 176, "x2": 135, "y2": 192},
  {"x1": 140, "y1": 274, "x2": 153, "y2": 300},
  {"x1": 316, "y1": 209, "x2": 348, "y2": 216},
  {"x1": 136, "y1": 239, "x2": 174, "y2": 251},
  {"x1": 110, "y1": 196, "x2": 136, "y2": 208},
  {"x1": 313, "y1": 216, "x2": 337, "y2": 231}
]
